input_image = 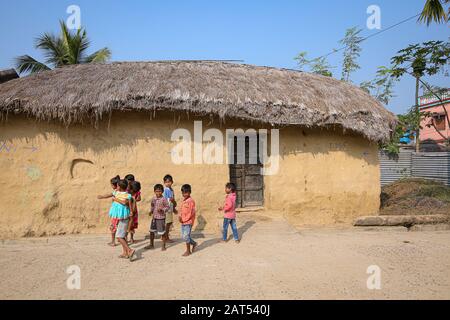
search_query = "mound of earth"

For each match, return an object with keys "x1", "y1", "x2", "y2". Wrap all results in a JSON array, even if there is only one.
[{"x1": 380, "y1": 178, "x2": 450, "y2": 216}]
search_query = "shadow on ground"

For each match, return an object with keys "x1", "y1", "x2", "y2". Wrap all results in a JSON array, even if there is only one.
[{"x1": 128, "y1": 220, "x2": 256, "y2": 258}]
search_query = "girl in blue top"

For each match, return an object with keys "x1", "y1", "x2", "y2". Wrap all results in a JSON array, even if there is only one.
[{"x1": 98, "y1": 179, "x2": 135, "y2": 260}]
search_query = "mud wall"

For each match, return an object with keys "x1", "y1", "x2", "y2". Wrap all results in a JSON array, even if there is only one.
[
  {"x1": 0, "y1": 112, "x2": 380, "y2": 238},
  {"x1": 265, "y1": 127, "x2": 380, "y2": 227}
]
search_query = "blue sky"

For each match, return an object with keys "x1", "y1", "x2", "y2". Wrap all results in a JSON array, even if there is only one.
[{"x1": 0, "y1": 0, "x2": 448, "y2": 114}]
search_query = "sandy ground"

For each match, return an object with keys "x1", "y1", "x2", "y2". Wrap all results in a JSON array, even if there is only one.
[{"x1": 1, "y1": 212, "x2": 450, "y2": 300}]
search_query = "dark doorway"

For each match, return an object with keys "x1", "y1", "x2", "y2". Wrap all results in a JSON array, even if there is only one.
[{"x1": 229, "y1": 133, "x2": 264, "y2": 208}]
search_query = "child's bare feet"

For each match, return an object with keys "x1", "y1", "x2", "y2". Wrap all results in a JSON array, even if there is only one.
[
  {"x1": 191, "y1": 242, "x2": 197, "y2": 252},
  {"x1": 144, "y1": 245, "x2": 154, "y2": 250},
  {"x1": 235, "y1": 240, "x2": 240, "y2": 244},
  {"x1": 118, "y1": 254, "x2": 128, "y2": 259},
  {"x1": 161, "y1": 246, "x2": 166, "y2": 251},
  {"x1": 182, "y1": 251, "x2": 191, "y2": 257},
  {"x1": 108, "y1": 242, "x2": 117, "y2": 247}
]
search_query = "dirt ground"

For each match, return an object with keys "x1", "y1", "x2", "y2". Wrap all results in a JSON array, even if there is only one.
[{"x1": 1, "y1": 212, "x2": 450, "y2": 300}]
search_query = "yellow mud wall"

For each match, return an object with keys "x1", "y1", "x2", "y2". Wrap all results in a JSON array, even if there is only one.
[
  {"x1": 0, "y1": 112, "x2": 380, "y2": 239},
  {"x1": 264, "y1": 127, "x2": 380, "y2": 226},
  {"x1": 0, "y1": 113, "x2": 229, "y2": 239}
]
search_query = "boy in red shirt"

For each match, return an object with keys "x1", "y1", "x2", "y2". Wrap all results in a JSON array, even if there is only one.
[{"x1": 179, "y1": 184, "x2": 197, "y2": 256}]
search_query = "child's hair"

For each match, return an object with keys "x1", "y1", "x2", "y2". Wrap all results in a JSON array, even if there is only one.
[
  {"x1": 163, "y1": 174, "x2": 173, "y2": 183},
  {"x1": 181, "y1": 184, "x2": 192, "y2": 193},
  {"x1": 130, "y1": 181, "x2": 141, "y2": 193},
  {"x1": 154, "y1": 184, "x2": 164, "y2": 192},
  {"x1": 110, "y1": 175, "x2": 120, "y2": 187},
  {"x1": 225, "y1": 182, "x2": 236, "y2": 192},
  {"x1": 118, "y1": 179, "x2": 129, "y2": 190},
  {"x1": 125, "y1": 174, "x2": 135, "y2": 182}
]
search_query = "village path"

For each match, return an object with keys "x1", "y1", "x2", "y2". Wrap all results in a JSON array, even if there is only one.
[{"x1": 1, "y1": 212, "x2": 450, "y2": 299}]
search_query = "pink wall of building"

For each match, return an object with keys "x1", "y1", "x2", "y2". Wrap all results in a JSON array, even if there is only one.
[{"x1": 419, "y1": 91, "x2": 450, "y2": 144}]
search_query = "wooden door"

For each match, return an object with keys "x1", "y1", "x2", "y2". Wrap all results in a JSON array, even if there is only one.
[{"x1": 229, "y1": 134, "x2": 264, "y2": 208}]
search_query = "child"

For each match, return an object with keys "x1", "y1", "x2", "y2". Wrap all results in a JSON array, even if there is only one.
[
  {"x1": 100, "y1": 179, "x2": 136, "y2": 260},
  {"x1": 179, "y1": 184, "x2": 197, "y2": 256},
  {"x1": 125, "y1": 174, "x2": 135, "y2": 190},
  {"x1": 218, "y1": 182, "x2": 239, "y2": 243},
  {"x1": 128, "y1": 181, "x2": 141, "y2": 244},
  {"x1": 163, "y1": 174, "x2": 177, "y2": 243},
  {"x1": 97, "y1": 175, "x2": 121, "y2": 247},
  {"x1": 146, "y1": 184, "x2": 170, "y2": 251}
]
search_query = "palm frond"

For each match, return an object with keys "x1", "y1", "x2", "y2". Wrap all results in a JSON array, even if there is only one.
[
  {"x1": 14, "y1": 55, "x2": 51, "y2": 74},
  {"x1": 83, "y1": 47, "x2": 111, "y2": 63},
  {"x1": 65, "y1": 28, "x2": 91, "y2": 64},
  {"x1": 35, "y1": 32, "x2": 67, "y2": 67},
  {"x1": 418, "y1": 0, "x2": 448, "y2": 25},
  {"x1": 15, "y1": 20, "x2": 111, "y2": 73},
  {"x1": 59, "y1": 20, "x2": 86, "y2": 64}
]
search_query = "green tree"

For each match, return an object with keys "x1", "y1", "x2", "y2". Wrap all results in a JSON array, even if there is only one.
[
  {"x1": 389, "y1": 40, "x2": 450, "y2": 151},
  {"x1": 294, "y1": 51, "x2": 333, "y2": 77},
  {"x1": 15, "y1": 20, "x2": 111, "y2": 74},
  {"x1": 381, "y1": 107, "x2": 422, "y2": 155},
  {"x1": 419, "y1": 0, "x2": 449, "y2": 25},
  {"x1": 339, "y1": 27, "x2": 363, "y2": 82},
  {"x1": 360, "y1": 66, "x2": 397, "y2": 105}
]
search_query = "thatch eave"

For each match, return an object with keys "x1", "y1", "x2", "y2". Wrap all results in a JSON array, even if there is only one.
[{"x1": 0, "y1": 61, "x2": 396, "y2": 142}]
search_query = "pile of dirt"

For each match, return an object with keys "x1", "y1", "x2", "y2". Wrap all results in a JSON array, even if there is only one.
[{"x1": 381, "y1": 178, "x2": 450, "y2": 216}]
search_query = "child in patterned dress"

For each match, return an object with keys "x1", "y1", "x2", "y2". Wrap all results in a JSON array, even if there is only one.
[
  {"x1": 128, "y1": 181, "x2": 141, "y2": 244},
  {"x1": 146, "y1": 184, "x2": 170, "y2": 251}
]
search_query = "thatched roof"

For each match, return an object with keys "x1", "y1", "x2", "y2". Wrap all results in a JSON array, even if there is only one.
[
  {"x1": 0, "y1": 69, "x2": 18, "y2": 84},
  {"x1": 0, "y1": 61, "x2": 396, "y2": 142}
]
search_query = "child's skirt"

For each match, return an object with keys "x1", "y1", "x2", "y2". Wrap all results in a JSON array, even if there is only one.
[
  {"x1": 130, "y1": 213, "x2": 138, "y2": 233},
  {"x1": 109, "y1": 201, "x2": 130, "y2": 220}
]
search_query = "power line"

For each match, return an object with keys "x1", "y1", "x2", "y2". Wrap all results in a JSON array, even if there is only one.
[{"x1": 316, "y1": 13, "x2": 422, "y2": 61}]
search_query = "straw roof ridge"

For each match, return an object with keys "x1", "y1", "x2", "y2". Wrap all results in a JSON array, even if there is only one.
[{"x1": 0, "y1": 61, "x2": 396, "y2": 142}]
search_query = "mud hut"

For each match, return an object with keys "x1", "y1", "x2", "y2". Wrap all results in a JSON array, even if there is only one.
[{"x1": 0, "y1": 61, "x2": 396, "y2": 238}]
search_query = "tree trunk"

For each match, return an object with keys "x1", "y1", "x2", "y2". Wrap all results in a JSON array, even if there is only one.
[{"x1": 415, "y1": 77, "x2": 420, "y2": 153}]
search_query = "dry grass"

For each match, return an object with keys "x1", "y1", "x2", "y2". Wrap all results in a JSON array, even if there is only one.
[{"x1": 381, "y1": 178, "x2": 450, "y2": 216}]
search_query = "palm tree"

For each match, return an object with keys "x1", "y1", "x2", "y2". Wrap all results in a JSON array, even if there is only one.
[
  {"x1": 418, "y1": 0, "x2": 449, "y2": 25},
  {"x1": 15, "y1": 20, "x2": 111, "y2": 74}
]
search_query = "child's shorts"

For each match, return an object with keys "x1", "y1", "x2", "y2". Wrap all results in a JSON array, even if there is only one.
[
  {"x1": 150, "y1": 218, "x2": 166, "y2": 236},
  {"x1": 165, "y1": 212, "x2": 173, "y2": 224},
  {"x1": 110, "y1": 218, "x2": 120, "y2": 233},
  {"x1": 181, "y1": 224, "x2": 196, "y2": 244},
  {"x1": 115, "y1": 218, "x2": 129, "y2": 239}
]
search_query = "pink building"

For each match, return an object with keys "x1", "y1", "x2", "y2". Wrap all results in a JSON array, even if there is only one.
[{"x1": 419, "y1": 89, "x2": 450, "y2": 151}]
